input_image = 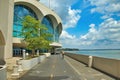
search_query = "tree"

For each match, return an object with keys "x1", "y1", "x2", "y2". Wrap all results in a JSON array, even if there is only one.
[{"x1": 21, "y1": 15, "x2": 52, "y2": 55}]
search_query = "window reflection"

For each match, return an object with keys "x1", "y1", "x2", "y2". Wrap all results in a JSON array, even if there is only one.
[
  {"x1": 55, "y1": 26, "x2": 60, "y2": 42},
  {"x1": 41, "y1": 17, "x2": 54, "y2": 41},
  {"x1": 13, "y1": 5, "x2": 37, "y2": 38}
]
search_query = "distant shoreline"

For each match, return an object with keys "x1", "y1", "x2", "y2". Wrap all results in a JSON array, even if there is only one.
[
  {"x1": 63, "y1": 48, "x2": 120, "y2": 51},
  {"x1": 79, "y1": 49, "x2": 120, "y2": 51}
]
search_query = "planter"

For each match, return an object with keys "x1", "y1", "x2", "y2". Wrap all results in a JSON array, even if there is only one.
[
  {"x1": 39, "y1": 55, "x2": 46, "y2": 62},
  {"x1": 0, "y1": 65, "x2": 7, "y2": 80},
  {"x1": 21, "y1": 55, "x2": 46, "y2": 70}
]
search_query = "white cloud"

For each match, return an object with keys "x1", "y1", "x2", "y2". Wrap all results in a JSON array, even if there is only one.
[
  {"x1": 80, "y1": 24, "x2": 98, "y2": 40},
  {"x1": 101, "y1": 15, "x2": 110, "y2": 19},
  {"x1": 99, "y1": 18, "x2": 120, "y2": 42},
  {"x1": 40, "y1": 0, "x2": 81, "y2": 29},
  {"x1": 60, "y1": 31, "x2": 79, "y2": 48},
  {"x1": 40, "y1": 0, "x2": 120, "y2": 49},
  {"x1": 63, "y1": 7, "x2": 81, "y2": 29},
  {"x1": 60, "y1": 30, "x2": 76, "y2": 39},
  {"x1": 60, "y1": 18, "x2": 120, "y2": 49},
  {"x1": 60, "y1": 24, "x2": 98, "y2": 48},
  {"x1": 88, "y1": 0, "x2": 120, "y2": 17}
]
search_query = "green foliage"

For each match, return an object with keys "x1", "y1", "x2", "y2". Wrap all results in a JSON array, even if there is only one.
[{"x1": 21, "y1": 15, "x2": 52, "y2": 54}]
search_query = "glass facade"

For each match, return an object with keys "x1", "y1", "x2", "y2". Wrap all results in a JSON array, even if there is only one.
[
  {"x1": 13, "y1": 5, "x2": 38, "y2": 56},
  {"x1": 55, "y1": 26, "x2": 60, "y2": 42},
  {"x1": 13, "y1": 5, "x2": 60, "y2": 41},
  {"x1": 41, "y1": 17, "x2": 54, "y2": 41},
  {"x1": 12, "y1": 4, "x2": 61, "y2": 56},
  {"x1": 41, "y1": 17, "x2": 60, "y2": 42},
  {"x1": 13, "y1": 5, "x2": 37, "y2": 38}
]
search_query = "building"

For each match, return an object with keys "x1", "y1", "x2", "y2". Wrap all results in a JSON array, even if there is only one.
[{"x1": 0, "y1": 0, "x2": 62, "y2": 59}]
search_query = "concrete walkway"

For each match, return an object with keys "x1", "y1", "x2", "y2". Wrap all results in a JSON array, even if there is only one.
[{"x1": 19, "y1": 55, "x2": 115, "y2": 80}]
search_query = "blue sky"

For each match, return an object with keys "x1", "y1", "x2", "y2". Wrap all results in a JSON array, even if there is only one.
[{"x1": 40, "y1": 0, "x2": 120, "y2": 49}]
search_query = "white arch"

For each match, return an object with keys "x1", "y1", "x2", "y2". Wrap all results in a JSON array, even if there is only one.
[
  {"x1": 14, "y1": 0, "x2": 62, "y2": 24},
  {"x1": 14, "y1": 0, "x2": 62, "y2": 34},
  {"x1": 14, "y1": 0, "x2": 44, "y2": 20}
]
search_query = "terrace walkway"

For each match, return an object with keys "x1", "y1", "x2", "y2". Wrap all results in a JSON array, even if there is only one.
[{"x1": 20, "y1": 55, "x2": 115, "y2": 80}]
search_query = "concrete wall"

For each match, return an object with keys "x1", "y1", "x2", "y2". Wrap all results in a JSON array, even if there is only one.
[
  {"x1": 65, "y1": 53, "x2": 120, "y2": 79},
  {"x1": 93, "y1": 57, "x2": 120, "y2": 79},
  {"x1": 0, "y1": 0, "x2": 14, "y2": 59},
  {"x1": 65, "y1": 53, "x2": 89, "y2": 65}
]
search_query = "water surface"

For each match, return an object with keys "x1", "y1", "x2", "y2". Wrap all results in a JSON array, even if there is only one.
[{"x1": 66, "y1": 50, "x2": 120, "y2": 60}]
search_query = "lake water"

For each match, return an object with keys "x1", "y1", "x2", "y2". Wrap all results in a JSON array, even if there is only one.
[{"x1": 66, "y1": 50, "x2": 120, "y2": 60}]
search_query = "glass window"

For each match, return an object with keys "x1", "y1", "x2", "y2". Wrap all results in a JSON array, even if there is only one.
[
  {"x1": 41, "y1": 17, "x2": 54, "y2": 41},
  {"x1": 55, "y1": 26, "x2": 60, "y2": 42},
  {"x1": 13, "y1": 5, "x2": 37, "y2": 38}
]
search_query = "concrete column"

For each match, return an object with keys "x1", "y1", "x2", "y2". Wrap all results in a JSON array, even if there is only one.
[{"x1": 0, "y1": 0, "x2": 14, "y2": 59}]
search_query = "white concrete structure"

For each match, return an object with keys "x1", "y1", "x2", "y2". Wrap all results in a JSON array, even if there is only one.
[
  {"x1": 0, "y1": 65, "x2": 7, "y2": 80},
  {"x1": 0, "y1": 0, "x2": 14, "y2": 59},
  {"x1": 0, "y1": 0, "x2": 62, "y2": 59}
]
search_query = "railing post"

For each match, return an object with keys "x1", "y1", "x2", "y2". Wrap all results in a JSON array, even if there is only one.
[
  {"x1": 88, "y1": 56, "x2": 93, "y2": 67},
  {"x1": 16, "y1": 60, "x2": 23, "y2": 72},
  {"x1": 11, "y1": 65, "x2": 19, "y2": 77}
]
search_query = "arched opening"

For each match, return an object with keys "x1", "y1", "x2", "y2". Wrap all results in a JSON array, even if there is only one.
[
  {"x1": 41, "y1": 14, "x2": 60, "y2": 42},
  {"x1": 13, "y1": 4, "x2": 38, "y2": 38},
  {"x1": 41, "y1": 16, "x2": 54, "y2": 41},
  {"x1": 13, "y1": 4, "x2": 38, "y2": 57}
]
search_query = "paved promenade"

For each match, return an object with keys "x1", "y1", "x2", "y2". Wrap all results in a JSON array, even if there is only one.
[{"x1": 20, "y1": 55, "x2": 115, "y2": 80}]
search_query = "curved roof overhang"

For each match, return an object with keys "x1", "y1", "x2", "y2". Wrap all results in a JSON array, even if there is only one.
[
  {"x1": 13, "y1": 37, "x2": 27, "y2": 48},
  {"x1": 49, "y1": 42, "x2": 62, "y2": 48},
  {"x1": 43, "y1": 14, "x2": 63, "y2": 36},
  {"x1": 44, "y1": 14, "x2": 58, "y2": 29}
]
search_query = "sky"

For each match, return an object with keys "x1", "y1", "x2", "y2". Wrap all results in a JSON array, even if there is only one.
[{"x1": 40, "y1": 0, "x2": 120, "y2": 49}]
